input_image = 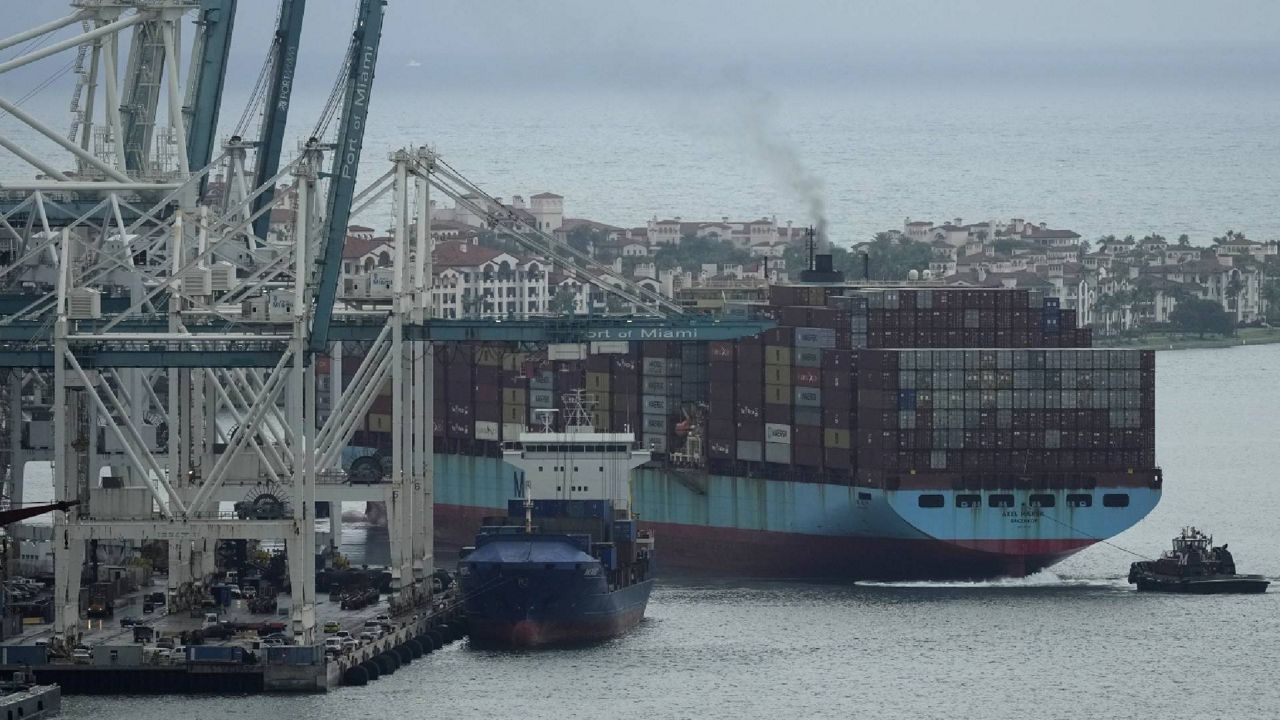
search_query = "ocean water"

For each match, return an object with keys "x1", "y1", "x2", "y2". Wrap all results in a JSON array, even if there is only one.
[
  {"x1": 350, "y1": 85, "x2": 1280, "y2": 245},
  {"x1": 5, "y1": 83, "x2": 1280, "y2": 245},
  {"x1": 52, "y1": 342, "x2": 1280, "y2": 719}
]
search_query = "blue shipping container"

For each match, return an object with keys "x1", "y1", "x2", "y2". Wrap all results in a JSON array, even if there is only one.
[
  {"x1": 595, "y1": 544, "x2": 617, "y2": 570},
  {"x1": 1, "y1": 645, "x2": 48, "y2": 666},
  {"x1": 897, "y1": 390, "x2": 917, "y2": 411},
  {"x1": 612, "y1": 520, "x2": 636, "y2": 542}
]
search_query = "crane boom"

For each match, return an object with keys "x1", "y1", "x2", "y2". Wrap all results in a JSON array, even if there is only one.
[
  {"x1": 249, "y1": 0, "x2": 307, "y2": 242},
  {"x1": 185, "y1": 0, "x2": 238, "y2": 190},
  {"x1": 309, "y1": 0, "x2": 386, "y2": 352}
]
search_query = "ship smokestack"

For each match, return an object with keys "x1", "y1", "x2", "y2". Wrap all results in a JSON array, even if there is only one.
[{"x1": 798, "y1": 225, "x2": 844, "y2": 283}]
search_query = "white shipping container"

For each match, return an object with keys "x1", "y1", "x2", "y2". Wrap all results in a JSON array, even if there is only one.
[
  {"x1": 474, "y1": 421, "x2": 500, "y2": 441},
  {"x1": 793, "y1": 327, "x2": 836, "y2": 349},
  {"x1": 765, "y1": 423, "x2": 791, "y2": 444},
  {"x1": 642, "y1": 358, "x2": 681, "y2": 375},
  {"x1": 765, "y1": 442, "x2": 791, "y2": 464},
  {"x1": 549, "y1": 343, "x2": 587, "y2": 361},
  {"x1": 590, "y1": 341, "x2": 630, "y2": 354}
]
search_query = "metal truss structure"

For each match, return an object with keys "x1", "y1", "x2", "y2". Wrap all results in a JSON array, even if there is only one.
[{"x1": 0, "y1": 0, "x2": 772, "y2": 652}]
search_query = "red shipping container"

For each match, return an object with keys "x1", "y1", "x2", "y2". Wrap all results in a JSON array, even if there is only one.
[
  {"x1": 793, "y1": 443, "x2": 823, "y2": 467},
  {"x1": 765, "y1": 403, "x2": 791, "y2": 424},
  {"x1": 824, "y1": 447, "x2": 852, "y2": 469},
  {"x1": 792, "y1": 367, "x2": 821, "y2": 386},
  {"x1": 475, "y1": 402, "x2": 500, "y2": 422},
  {"x1": 475, "y1": 384, "x2": 499, "y2": 404},
  {"x1": 709, "y1": 341, "x2": 735, "y2": 361}
]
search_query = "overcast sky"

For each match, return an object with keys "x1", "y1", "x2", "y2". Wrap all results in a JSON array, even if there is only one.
[{"x1": 3, "y1": 0, "x2": 1279, "y2": 95}]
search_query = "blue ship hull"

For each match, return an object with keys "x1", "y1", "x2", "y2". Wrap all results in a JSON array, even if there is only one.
[
  {"x1": 433, "y1": 453, "x2": 1160, "y2": 579},
  {"x1": 459, "y1": 534, "x2": 653, "y2": 647}
]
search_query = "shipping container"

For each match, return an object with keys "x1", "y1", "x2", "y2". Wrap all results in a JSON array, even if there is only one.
[{"x1": 765, "y1": 423, "x2": 792, "y2": 444}]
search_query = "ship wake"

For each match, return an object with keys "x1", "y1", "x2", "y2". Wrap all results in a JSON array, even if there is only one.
[{"x1": 856, "y1": 571, "x2": 1128, "y2": 589}]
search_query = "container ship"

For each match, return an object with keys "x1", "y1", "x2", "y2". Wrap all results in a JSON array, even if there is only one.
[
  {"x1": 347, "y1": 284, "x2": 1160, "y2": 580},
  {"x1": 458, "y1": 396, "x2": 655, "y2": 647}
]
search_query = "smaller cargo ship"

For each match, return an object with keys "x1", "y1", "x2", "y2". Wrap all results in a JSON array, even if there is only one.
[
  {"x1": 1129, "y1": 527, "x2": 1269, "y2": 594},
  {"x1": 459, "y1": 392, "x2": 655, "y2": 647}
]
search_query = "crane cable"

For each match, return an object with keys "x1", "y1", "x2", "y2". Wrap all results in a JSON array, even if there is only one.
[
  {"x1": 232, "y1": 0, "x2": 287, "y2": 138},
  {"x1": 0, "y1": 29, "x2": 78, "y2": 123},
  {"x1": 427, "y1": 155, "x2": 683, "y2": 316},
  {"x1": 310, "y1": 7, "x2": 362, "y2": 141}
]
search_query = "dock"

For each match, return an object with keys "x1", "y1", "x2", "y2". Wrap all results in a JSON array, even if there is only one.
[{"x1": 0, "y1": 584, "x2": 468, "y2": 693}]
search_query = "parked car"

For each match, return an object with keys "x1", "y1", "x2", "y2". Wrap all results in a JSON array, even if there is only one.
[
  {"x1": 358, "y1": 631, "x2": 378, "y2": 643},
  {"x1": 120, "y1": 616, "x2": 139, "y2": 628},
  {"x1": 323, "y1": 621, "x2": 342, "y2": 634},
  {"x1": 341, "y1": 638, "x2": 360, "y2": 652}
]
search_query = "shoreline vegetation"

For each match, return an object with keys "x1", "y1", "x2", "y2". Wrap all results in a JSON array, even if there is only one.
[{"x1": 1094, "y1": 326, "x2": 1280, "y2": 351}]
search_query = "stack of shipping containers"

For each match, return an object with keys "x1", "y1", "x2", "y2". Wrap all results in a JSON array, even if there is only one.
[
  {"x1": 641, "y1": 344, "x2": 682, "y2": 454},
  {"x1": 354, "y1": 285, "x2": 1148, "y2": 493}
]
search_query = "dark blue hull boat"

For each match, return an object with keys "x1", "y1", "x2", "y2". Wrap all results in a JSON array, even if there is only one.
[{"x1": 460, "y1": 533, "x2": 653, "y2": 647}]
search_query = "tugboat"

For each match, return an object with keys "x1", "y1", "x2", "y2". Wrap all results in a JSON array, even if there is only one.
[
  {"x1": 1128, "y1": 527, "x2": 1270, "y2": 594},
  {"x1": 458, "y1": 391, "x2": 656, "y2": 647}
]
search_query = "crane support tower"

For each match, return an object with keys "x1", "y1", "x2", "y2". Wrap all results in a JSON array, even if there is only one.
[{"x1": 0, "y1": 0, "x2": 771, "y2": 653}]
